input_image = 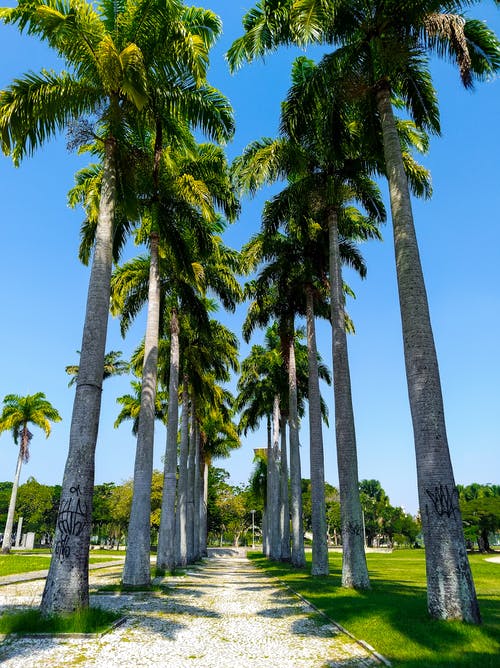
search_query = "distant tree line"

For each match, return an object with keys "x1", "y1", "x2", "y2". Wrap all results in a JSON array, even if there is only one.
[{"x1": 1, "y1": 475, "x2": 498, "y2": 552}]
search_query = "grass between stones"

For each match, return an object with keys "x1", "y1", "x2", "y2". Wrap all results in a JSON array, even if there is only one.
[
  {"x1": 0, "y1": 607, "x2": 122, "y2": 635},
  {"x1": 96, "y1": 582, "x2": 171, "y2": 594},
  {"x1": 248, "y1": 549, "x2": 500, "y2": 667}
]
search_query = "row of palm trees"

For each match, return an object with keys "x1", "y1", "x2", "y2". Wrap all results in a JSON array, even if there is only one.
[
  {"x1": 0, "y1": 0, "x2": 243, "y2": 614},
  {"x1": 0, "y1": 0, "x2": 497, "y2": 627},
  {"x1": 226, "y1": 0, "x2": 500, "y2": 624}
]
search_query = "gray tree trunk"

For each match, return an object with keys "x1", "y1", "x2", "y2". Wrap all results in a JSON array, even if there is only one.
[
  {"x1": 41, "y1": 137, "x2": 116, "y2": 614},
  {"x1": 200, "y1": 460, "x2": 209, "y2": 557},
  {"x1": 263, "y1": 415, "x2": 271, "y2": 557},
  {"x1": 186, "y1": 398, "x2": 196, "y2": 563},
  {"x1": 328, "y1": 209, "x2": 370, "y2": 589},
  {"x1": 156, "y1": 309, "x2": 180, "y2": 572},
  {"x1": 279, "y1": 417, "x2": 291, "y2": 560},
  {"x1": 122, "y1": 232, "x2": 161, "y2": 586},
  {"x1": 287, "y1": 338, "x2": 305, "y2": 567},
  {"x1": 376, "y1": 88, "x2": 480, "y2": 622},
  {"x1": 267, "y1": 394, "x2": 281, "y2": 560},
  {"x1": 306, "y1": 287, "x2": 329, "y2": 576},
  {"x1": 2, "y1": 449, "x2": 23, "y2": 553},
  {"x1": 174, "y1": 379, "x2": 189, "y2": 568},
  {"x1": 192, "y1": 418, "x2": 201, "y2": 561}
]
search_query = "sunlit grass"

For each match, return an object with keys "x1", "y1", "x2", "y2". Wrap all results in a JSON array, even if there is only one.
[
  {"x1": 249, "y1": 549, "x2": 500, "y2": 667},
  {"x1": 0, "y1": 606, "x2": 122, "y2": 635},
  {"x1": 0, "y1": 554, "x2": 121, "y2": 577}
]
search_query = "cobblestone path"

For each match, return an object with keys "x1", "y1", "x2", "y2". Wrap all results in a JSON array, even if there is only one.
[{"x1": 0, "y1": 552, "x2": 382, "y2": 667}]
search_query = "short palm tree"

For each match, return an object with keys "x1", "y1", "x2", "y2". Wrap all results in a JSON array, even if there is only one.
[
  {"x1": 66, "y1": 350, "x2": 129, "y2": 387},
  {"x1": 114, "y1": 378, "x2": 168, "y2": 436},
  {"x1": 0, "y1": 393, "x2": 61, "y2": 553}
]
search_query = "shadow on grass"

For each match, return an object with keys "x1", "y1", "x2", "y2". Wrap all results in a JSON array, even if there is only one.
[{"x1": 248, "y1": 551, "x2": 500, "y2": 667}]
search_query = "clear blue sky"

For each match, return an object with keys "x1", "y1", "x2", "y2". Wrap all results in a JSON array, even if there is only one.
[{"x1": 1, "y1": 3, "x2": 499, "y2": 515}]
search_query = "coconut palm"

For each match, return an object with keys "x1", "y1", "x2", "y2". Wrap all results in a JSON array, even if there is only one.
[
  {"x1": 0, "y1": 393, "x2": 61, "y2": 553},
  {"x1": 228, "y1": 0, "x2": 500, "y2": 621},
  {"x1": 1, "y1": 0, "x2": 224, "y2": 614}
]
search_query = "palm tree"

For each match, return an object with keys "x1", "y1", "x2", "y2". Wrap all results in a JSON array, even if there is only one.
[
  {"x1": 197, "y1": 392, "x2": 240, "y2": 555},
  {"x1": 241, "y1": 231, "x2": 331, "y2": 571},
  {"x1": 154, "y1": 247, "x2": 241, "y2": 572},
  {"x1": 177, "y1": 316, "x2": 240, "y2": 564},
  {"x1": 115, "y1": 145, "x2": 236, "y2": 585},
  {"x1": 65, "y1": 350, "x2": 129, "y2": 388},
  {"x1": 236, "y1": 321, "x2": 330, "y2": 564},
  {"x1": 114, "y1": 378, "x2": 168, "y2": 436},
  {"x1": 234, "y1": 74, "x2": 385, "y2": 583},
  {"x1": 0, "y1": 393, "x2": 61, "y2": 553},
  {"x1": 1, "y1": 0, "x2": 220, "y2": 614},
  {"x1": 228, "y1": 0, "x2": 500, "y2": 622}
]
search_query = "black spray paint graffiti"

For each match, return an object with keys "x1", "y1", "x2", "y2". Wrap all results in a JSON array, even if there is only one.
[
  {"x1": 425, "y1": 484, "x2": 459, "y2": 520},
  {"x1": 55, "y1": 485, "x2": 88, "y2": 562},
  {"x1": 343, "y1": 521, "x2": 363, "y2": 537}
]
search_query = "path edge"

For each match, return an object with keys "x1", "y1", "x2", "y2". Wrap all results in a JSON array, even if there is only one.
[{"x1": 278, "y1": 580, "x2": 392, "y2": 667}]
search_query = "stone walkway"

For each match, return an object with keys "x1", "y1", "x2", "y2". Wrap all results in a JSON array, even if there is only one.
[{"x1": 0, "y1": 551, "x2": 386, "y2": 667}]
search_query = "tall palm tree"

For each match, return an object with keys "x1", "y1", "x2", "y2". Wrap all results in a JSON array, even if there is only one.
[
  {"x1": 197, "y1": 391, "x2": 240, "y2": 555},
  {"x1": 228, "y1": 0, "x2": 500, "y2": 621},
  {"x1": 0, "y1": 393, "x2": 61, "y2": 553},
  {"x1": 241, "y1": 231, "x2": 332, "y2": 571},
  {"x1": 177, "y1": 316, "x2": 240, "y2": 564},
  {"x1": 234, "y1": 76, "x2": 385, "y2": 583},
  {"x1": 1, "y1": 0, "x2": 221, "y2": 614},
  {"x1": 154, "y1": 256, "x2": 241, "y2": 571},
  {"x1": 113, "y1": 142, "x2": 236, "y2": 586}
]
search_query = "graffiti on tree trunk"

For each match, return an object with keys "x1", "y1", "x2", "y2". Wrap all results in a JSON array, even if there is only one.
[
  {"x1": 54, "y1": 485, "x2": 88, "y2": 562},
  {"x1": 343, "y1": 521, "x2": 363, "y2": 537},
  {"x1": 425, "y1": 484, "x2": 459, "y2": 519}
]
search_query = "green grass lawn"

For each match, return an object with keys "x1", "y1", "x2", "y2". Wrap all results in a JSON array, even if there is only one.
[
  {"x1": 249, "y1": 549, "x2": 500, "y2": 667},
  {"x1": 0, "y1": 553, "x2": 122, "y2": 577}
]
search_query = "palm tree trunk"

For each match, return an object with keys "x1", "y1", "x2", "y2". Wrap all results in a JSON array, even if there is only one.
[
  {"x1": 41, "y1": 137, "x2": 116, "y2": 614},
  {"x1": 122, "y1": 232, "x2": 161, "y2": 586},
  {"x1": 376, "y1": 87, "x2": 480, "y2": 622},
  {"x1": 288, "y1": 338, "x2": 305, "y2": 567},
  {"x1": 279, "y1": 416, "x2": 291, "y2": 560},
  {"x1": 192, "y1": 416, "x2": 201, "y2": 561},
  {"x1": 186, "y1": 397, "x2": 196, "y2": 563},
  {"x1": 268, "y1": 394, "x2": 281, "y2": 560},
  {"x1": 174, "y1": 378, "x2": 189, "y2": 568},
  {"x1": 2, "y1": 448, "x2": 23, "y2": 554},
  {"x1": 328, "y1": 208, "x2": 370, "y2": 589},
  {"x1": 263, "y1": 415, "x2": 271, "y2": 556},
  {"x1": 305, "y1": 286, "x2": 329, "y2": 576},
  {"x1": 200, "y1": 458, "x2": 209, "y2": 557},
  {"x1": 157, "y1": 309, "x2": 180, "y2": 571}
]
